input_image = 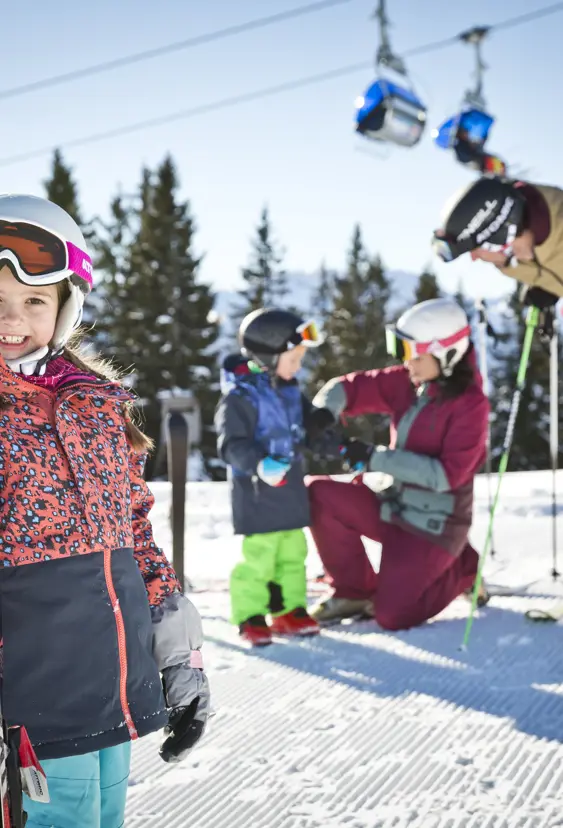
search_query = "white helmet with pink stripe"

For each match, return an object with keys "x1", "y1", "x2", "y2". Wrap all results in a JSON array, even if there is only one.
[
  {"x1": 0, "y1": 194, "x2": 92, "y2": 373},
  {"x1": 386, "y1": 297, "x2": 471, "y2": 377}
]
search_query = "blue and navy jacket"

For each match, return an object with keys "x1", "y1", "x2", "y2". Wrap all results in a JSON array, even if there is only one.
[{"x1": 215, "y1": 355, "x2": 311, "y2": 536}]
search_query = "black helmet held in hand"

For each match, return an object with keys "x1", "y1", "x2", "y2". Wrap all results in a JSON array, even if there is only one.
[{"x1": 433, "y1": 176, "x2": 526, "y2": 262}]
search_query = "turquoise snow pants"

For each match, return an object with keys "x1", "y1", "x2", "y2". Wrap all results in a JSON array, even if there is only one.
[{"x1": 24, "y1": 742, "x2": 131, "y2": 828}]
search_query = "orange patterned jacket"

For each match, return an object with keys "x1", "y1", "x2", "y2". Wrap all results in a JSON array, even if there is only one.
[{"x1": 0, "y1": 357, "x2": 178, "y2": 759}]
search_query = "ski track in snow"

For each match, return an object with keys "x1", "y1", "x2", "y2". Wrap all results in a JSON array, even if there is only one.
[{"x1": 126, "y1": 472, "x2": 563, "y2": 827}]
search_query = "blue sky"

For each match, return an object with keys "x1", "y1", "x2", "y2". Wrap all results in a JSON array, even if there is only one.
[{"x1": 1, "y1": 0, "x2": 562, "y2": 299}]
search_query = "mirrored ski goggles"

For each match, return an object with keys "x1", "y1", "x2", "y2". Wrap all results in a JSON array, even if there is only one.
[
  {"x1": 0, "y1": 220, "x2": 92, "y2": 291},
  {"x1": 431, "y1": 232, "x2": 466, "y2": 263},
  {"x1": 386, "y1": 325, "x2": 471, "y2": 362},
  {"x1": 288, "y1": 319, "x2": 322, "y2": 348}
]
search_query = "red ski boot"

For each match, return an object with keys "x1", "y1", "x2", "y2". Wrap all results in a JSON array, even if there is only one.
[
  {"x1": 239, "y1": 615, "x2": 272, "y2": 647},
  {"x1": 270, "y1": 607, "x2": 320, "y2": 637}
]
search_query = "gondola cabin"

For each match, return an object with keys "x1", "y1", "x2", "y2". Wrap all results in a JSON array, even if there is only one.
[
  {"x1": 432, "y1": 108, "x2": 494, "y2": 152},
  {"x1": 355, "y1": 78, "x2": 427, "y2": 147}
]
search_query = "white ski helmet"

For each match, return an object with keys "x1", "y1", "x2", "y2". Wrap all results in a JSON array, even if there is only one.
[
  {"x1": 386, "y1": 297, "x2": 471, "y2": 377},
  {"x1": 0, "y1": 194, "x2": 92, "y2": 374}
]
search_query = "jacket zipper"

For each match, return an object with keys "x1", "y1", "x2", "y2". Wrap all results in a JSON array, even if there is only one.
[
  {"x1": 273, "y1": 386, "x2": 301, "y2": 460},
  {"x1": 3, "y1": 369, "x2": 139, "y2": 738},
  {"x1": 57, "y1": 379, "x2": 138, "y2": 738},
  {"x1": 103, "y1": 548, "x2": 138, "y2": 740}
]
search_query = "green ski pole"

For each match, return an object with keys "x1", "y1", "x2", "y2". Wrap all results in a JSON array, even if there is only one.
[{"x1": 461, "y1": 305, "x2": 540, "y2": 650}]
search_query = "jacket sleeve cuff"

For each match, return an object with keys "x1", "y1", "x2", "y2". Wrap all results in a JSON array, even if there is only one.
[
  {"x1": 312, "y1": 379, "x2": 347, "y2": 418},
  {"x1": 152, "y1": 592, "x2": 204, "y2": 671},
  {"x1": 368, "y1": 447, "x2": 450, "y2": 492}
]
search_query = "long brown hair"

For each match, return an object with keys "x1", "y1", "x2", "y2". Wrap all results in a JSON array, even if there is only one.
[
  {"x1": 434, "y1": 345, "x2": 476, "y2": 400},
  {"x1": 63, "y1": 335, "x2": 153, "y2": 454}
]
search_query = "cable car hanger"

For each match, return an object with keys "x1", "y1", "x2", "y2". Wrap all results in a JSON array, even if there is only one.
[
  {"x1": 460, "y1": 25, "x2": 489, "y2": 111},
  {"x1": 354, "y1": 0, "x2": 427, "y2": 149},
  {"x1": 432, "y1": 25, "x2": 507, "y2": 175}
]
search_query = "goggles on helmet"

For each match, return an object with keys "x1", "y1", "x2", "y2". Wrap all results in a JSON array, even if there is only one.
[
  {"x1": 431, "y1": 233, "x2": 460, "y2": 263},
  {"x1": 287, "y1": 319, "x2": 322, "y2": 349},
  {"x1": 386, "y1": 324, "x2": 471, "y2": 362},
  {"x1": 0, "y1": 220, "x2": 92, "y2": 291}
]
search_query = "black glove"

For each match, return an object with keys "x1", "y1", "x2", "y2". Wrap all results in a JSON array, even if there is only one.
[
  {"x1": 519, "y1": 284, "x2": 559, "y2": 310},
  {"x1": 340, "y1": 438, "x2": 374, "y2": 472},
  {"x1": 305, "y1": 406, "x2": 336, "y2": 442},
  {"x1": 159, "y1": 695, "x2": 206, "y2": 763}
]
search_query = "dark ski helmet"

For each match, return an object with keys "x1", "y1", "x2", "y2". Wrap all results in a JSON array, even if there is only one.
[
  {"x1": 238, "y1": 308, "x2": 321, "y2": 369},
  {"x1": 432, "y1": 176, "x2": 526, "y2": 262}
]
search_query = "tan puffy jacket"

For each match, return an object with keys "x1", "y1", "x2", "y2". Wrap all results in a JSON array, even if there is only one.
[{"x1": 498, "y1": 183, "x2": 563, "y2": 296}]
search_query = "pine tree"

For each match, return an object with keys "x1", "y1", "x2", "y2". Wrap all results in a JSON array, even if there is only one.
[
  {"x1": 231, "y1": 207, "x2": 288, "y2": 336},
  {"x1": 43, "y1": 149, "x2": 82, "y2": 224},
  {"x1": 306, "y1": 261, "x2": 335, "y2": 384},
  {"x1": 414, "y1": 269, "x2": 442, "y2": 303},
  {"x1": 90, "y1": 192, "x2": 134, "y2": 354},
  {"x1": 489, "y1": 286, "x2": 554, "y2": 471},
  {"x1": 99, "y1": 156, "x2": 220, "y2": 479},
  {"x1": 42, "y1": 149, "x2": 104, "y2": 338},
  {"x1": 308, "y1": 225, "x2": 392, "y2": 471},
  {"x1": 453, "y1": 281, "x2": 477, "y2": 350},
  {"x1": 454, "y1": 281, "x2": 474, "y2": 320},
  {"x1": 315, "y1": 260, "x2": 334, "y2": 322}
]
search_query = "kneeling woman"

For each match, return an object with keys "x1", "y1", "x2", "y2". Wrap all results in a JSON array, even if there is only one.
[{"x1": 308, "y1": 297, "x2": 489, "y2": 630}]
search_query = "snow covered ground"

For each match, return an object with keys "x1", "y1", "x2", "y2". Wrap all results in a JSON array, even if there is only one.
[{"x1": 126, "y1": 471, "x2": 563, "y2": 827}]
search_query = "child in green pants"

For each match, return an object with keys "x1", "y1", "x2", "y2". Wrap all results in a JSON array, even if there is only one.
[{"x1": 215, "y1": 308, "x2": 334, "y2": 646}]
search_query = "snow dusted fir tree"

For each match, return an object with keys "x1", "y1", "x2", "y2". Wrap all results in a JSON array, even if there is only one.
[
  {"x1": 96, "y1": 156, "x2": 219, "y2": 479},
  {"x1": 454, "y1": 281, "x2": 475, "y2": 321},
  {"x1": 43, "y1": 149, "x2": 83, "y2": 225},
  {"x1": 231, "y1": 206, "x2": 289, "y2": 338},
  {"x1": 414, "y1": 269, "x2": 442, "y2": 303},
  {"x1": 308, "y1": 224, "x2": 393, "y2": 463},
  {"x1": 43, "y1": 149, "x2": 103, "y2": 335},
  {"x1": 489, "y1": 285, "x2": 557, "y2": 472},
  {"x1": 305, "y1": 261, "x2": 336, "y2": 386}
]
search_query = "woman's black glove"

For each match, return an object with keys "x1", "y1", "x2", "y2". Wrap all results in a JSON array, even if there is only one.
[
  {"x1": 519, "y1": 285, "x2": 559, "y2": 310},
  {"x1": 305, "y1": 406, "x2": 336, "y2": 442},
  {"x1": 339, "y1": 438, "x2": 374, "y2": 472}
]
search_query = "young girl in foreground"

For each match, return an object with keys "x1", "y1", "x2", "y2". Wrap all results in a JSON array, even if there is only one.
[{"x1": 0, "y1": 194, "x2": 210, "y2": 827}]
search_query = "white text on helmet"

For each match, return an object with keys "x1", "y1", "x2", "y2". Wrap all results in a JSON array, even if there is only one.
[
  {"x1": 456, "y1": 199, "x2": 497, "y2": 242},
  {"x1": 82, "y1": 259, "x2": 92, "y2": 275},
  {"x1": 475, "y1": 197, "x2": 514, "y2": 245}
]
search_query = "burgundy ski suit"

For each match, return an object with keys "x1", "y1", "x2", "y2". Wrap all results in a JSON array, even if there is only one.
[{"x1": 308, "y1": 354, "x2": 489, "y2": 630}]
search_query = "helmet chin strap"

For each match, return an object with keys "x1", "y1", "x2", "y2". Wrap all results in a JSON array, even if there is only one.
[
  {"x1": 5, "y1": 346, "x2": 52, "y2": 377},
  {"x1": 5, "y1": 283, "x2": 84, "y2": 378}
]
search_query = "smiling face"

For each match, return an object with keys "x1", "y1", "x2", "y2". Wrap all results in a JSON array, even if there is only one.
[{"x1": 0, "y1": 265, "x2": 59, "y2": 362}]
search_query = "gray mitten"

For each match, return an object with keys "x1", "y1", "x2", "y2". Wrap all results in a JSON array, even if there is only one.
[{"x1": 152, "y1": 592, "x2": 211, "y2": 763}]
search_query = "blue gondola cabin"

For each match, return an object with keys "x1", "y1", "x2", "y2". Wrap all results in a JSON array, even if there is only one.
[{"x1": 355, "y1": 78, "x2": 427, "y2": 148}]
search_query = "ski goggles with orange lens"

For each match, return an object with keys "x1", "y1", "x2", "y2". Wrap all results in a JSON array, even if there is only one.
[
  {"x1": 386, "y1": 325, "x2": 470, "y2": 362},
  {"x1": 0, "y1": 221, "x2": 92, "y2": 290},
  {"x1": 288, "y1": 319, "x2": 322, "y2": 348}
]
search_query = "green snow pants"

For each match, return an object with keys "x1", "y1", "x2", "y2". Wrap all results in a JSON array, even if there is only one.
[{"x1": 230, "y1": 529, "x2": 308, "y2": 625}]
